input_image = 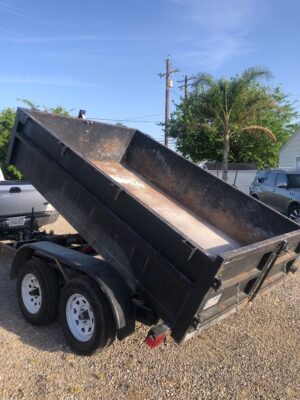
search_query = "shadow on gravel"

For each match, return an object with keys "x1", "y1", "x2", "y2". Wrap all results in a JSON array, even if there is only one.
[{"x1": 0, "y1": 256, "x2": 72, "y2": 354}]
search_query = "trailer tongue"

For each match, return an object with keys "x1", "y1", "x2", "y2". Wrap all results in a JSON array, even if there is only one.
[{"x1": 4, "y1": 108, "x2": 300, "y2": 354}]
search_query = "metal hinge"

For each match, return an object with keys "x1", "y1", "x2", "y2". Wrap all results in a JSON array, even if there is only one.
[{"x1": 248, "y1": 241, "x2": 287, "y2": 302}]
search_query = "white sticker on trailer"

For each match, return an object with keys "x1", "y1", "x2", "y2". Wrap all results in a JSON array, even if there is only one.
[
  {"x1": 6, "y1": 217, "x2": 26, "y2": 227},
  {"x1": 203, "y1": 294, "x2": 222, "y2": 310}
]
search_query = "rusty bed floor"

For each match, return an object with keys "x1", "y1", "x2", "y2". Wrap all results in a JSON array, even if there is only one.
[{"x1": 91, "y1": 160, "x2": 241, "y2": 255}]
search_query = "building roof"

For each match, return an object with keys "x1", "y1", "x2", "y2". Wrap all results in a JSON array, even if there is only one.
[{"x1": 280, "y1": 129, "x2": 300, "y2": 152}]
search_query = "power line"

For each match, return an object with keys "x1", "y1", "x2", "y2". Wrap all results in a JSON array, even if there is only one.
[
  {"x1": 119, "y1": 112, "x2": 164, "y2": 120},
  {"x1": 90, "y1": 117, "x2": 161, "y2": 124},
  {"x1": 91, "y1": 112, "x2": 164, "y2": 121},
  {"x1": 170, "y1": 89, "x2": 182, "y2": 98},
  {"x1": 0, "y1": 108, "x2": 164, "y2": 124}
]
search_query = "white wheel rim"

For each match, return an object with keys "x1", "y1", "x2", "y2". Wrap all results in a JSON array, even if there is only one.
[
  {"x1": 21, "y1": 273, "x2": 42, "y2": 314},
  {"x1": 66, "y1": 294, "x2": 95, "y2": 342},
  {"x1": 290, "y1": 209, "x2": 300, "y2": 223}
]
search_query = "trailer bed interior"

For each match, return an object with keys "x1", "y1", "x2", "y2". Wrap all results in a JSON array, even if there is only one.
[{"x1": 93, "y1": 160, "x2": 241, "y2": 255}]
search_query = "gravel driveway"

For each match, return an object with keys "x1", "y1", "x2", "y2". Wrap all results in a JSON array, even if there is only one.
[{"x1": 0, "y1": 217, "x2": 299, "y2": 400}]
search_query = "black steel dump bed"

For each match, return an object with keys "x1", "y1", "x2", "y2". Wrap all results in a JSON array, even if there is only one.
[{"x1": 7, "y1": 108, "x2": 300, "y2": 343}]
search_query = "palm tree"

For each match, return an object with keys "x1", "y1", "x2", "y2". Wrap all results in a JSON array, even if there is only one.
[{"x1": 192, "y1": 67, "x2": 276, "y2": 181}]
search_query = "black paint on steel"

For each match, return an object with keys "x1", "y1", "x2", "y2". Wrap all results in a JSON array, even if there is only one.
[
  {"x1": 248, "y1": 241, "x2": 288, "y2": 301},
  {"x1": 6, "y1": 108, "x2": 300, "y2": 343}
]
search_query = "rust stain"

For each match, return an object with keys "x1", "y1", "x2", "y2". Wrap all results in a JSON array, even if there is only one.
[
  {"x1": 91, "y1": 160, "x2": 241, "y2": 255},
  {"x1": 100, "y1": 137, "x2": 126, "y2": 158},
  {"x1": 124, "y1": 148, "x2": 274, "y2": 246}
]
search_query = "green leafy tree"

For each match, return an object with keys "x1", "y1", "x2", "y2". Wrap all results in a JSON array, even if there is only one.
[
  {"x1": 230, "y1": 87, "x2": 298, "y2": 167},
  {"x1": 169, "y1": 68, "x2": 296, "y2": 181},
  {"x1": 0, "y1": 108, "x2": 17, "y2": 178},
  {"x1": 18, "y1": 98, "x2": 72, "y2": 115},
  {"x1": 17, "y1": 98, "x2": 40, "y2": 110},
  {"x1": 0, "y1": 101, "x2": 71, "y2": 179}
]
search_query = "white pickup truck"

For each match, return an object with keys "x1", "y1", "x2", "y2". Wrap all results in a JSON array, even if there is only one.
[{"x1": 0, "y1": 167, "x2": 58, "y2": 235}]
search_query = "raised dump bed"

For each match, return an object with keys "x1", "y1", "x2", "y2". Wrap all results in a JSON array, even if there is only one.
[
  {"x1": 5, "y1": 108, "x2": 300, "y2": 353},
  {"x1": 93, "y1": 160, "x2": 240, "y2": 255}
]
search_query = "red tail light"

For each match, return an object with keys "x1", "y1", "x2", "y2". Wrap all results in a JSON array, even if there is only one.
[
  {"x1": 145, "y1": 333, "x2": 166, "y2": 349},
  {"x1": 145, "y1": 324, "x2": 169, "y2": 349}
]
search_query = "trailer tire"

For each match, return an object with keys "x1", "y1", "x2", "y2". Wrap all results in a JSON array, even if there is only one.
[
  {"x1": 59, "y1": 277, "x2": 116, "y2": 355},
  {"x1": 16, "y1": 259, "x2": 59, "y2": 325}
]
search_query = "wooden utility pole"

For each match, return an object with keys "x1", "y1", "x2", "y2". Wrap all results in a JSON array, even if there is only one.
[
  {"x1": 183, "y1": 75, "x2": 188, "y2": 99},
  {"x1": 178, "y1": 75, "x2": 196, "y2": 99},
  {"x1": 164, "y1": 58, "x2": 170, "y2": 147},
  {"x1": 159, "y1": 57, "x2": 179, "y2": 147}
]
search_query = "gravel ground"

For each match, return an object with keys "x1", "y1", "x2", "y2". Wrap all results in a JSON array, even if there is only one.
[{"x1": 0, "y1": 217, "x2": 299, "y2": 400}]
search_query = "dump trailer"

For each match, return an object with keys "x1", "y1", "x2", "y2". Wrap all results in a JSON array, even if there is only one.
[{"x1": 4, "y1": 108, "x2": 300, "y2": 354}]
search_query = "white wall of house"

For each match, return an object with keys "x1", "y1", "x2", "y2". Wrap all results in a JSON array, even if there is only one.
[
  {"x1": 208, "y1": 170, "x2": 257, "y2": 195},
  {"x1": 279, "y1": 130, "x2": 300, "y2": 169}
]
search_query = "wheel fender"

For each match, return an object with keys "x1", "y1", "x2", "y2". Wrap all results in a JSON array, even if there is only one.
[
  {"x1": 88, "y1": 266, "x2": 136, "y2": 340},
  {"x1": 10, "y1": 242, "x2": 135, "y2": 340},
  {"x1": 11, "y1": 246, "x2": 34, "y2": 279}
]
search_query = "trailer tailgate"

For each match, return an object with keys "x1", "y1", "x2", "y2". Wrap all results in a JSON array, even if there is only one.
[{"x1": 177, "y1": 230, "x2": 300, "y2": 343}]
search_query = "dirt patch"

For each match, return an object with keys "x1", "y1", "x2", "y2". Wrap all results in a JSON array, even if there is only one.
[{"x1": 0, "y1": 217, "x2": 299, "y2": 399}]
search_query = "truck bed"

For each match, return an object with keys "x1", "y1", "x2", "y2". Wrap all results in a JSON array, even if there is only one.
[{"x1": 93, "y1": 161, "x2": 241, "y2": 255}]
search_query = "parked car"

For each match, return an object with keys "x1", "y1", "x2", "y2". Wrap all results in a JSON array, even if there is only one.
[
  {"x1": 250, "y1": 169, "x2": 300, "y2": 222},
  {"x1": 0, "y1": 167, "x2": 59, "y2": 235}
]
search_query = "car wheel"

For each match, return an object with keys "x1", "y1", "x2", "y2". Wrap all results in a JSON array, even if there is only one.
[
  {"x1": 17, "y1": 259, "x2": 59, "y2": 325},
  {"x1": 288, "y1": 205, "x2": 300, "y2": 224},
  {"x1": 59, "y1": 277, "x2": 116, "y2": 355}
]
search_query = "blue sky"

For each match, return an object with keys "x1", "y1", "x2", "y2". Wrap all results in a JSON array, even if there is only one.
[{"x1": 0, "y1": 0, "x2": 299, "y2": 141}]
